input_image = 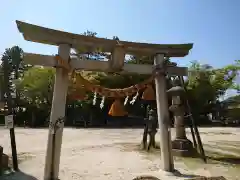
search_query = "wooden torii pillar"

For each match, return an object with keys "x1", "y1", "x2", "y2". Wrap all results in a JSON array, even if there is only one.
[{"x1": 16, "y1": 20, "x2": 193, "y2": 180}]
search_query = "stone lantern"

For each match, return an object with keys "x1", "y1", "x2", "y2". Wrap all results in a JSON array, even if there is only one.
[{"x1": 167, "y1": 85, "x2": 193, "y2": 156}]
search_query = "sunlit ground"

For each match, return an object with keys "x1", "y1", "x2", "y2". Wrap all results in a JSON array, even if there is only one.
[{"x1": 1, "y1": 127, "x2": 240, "y2": 180}]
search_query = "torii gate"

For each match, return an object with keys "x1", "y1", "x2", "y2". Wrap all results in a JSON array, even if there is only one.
[{"x1": 16, "y1": 20, "x2": 193, "y2": 180}]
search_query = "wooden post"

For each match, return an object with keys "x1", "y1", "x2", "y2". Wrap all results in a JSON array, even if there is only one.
[
  {"x1": 154, "y1": 54, "x2": 174, "y2": 172},
  {"x1": 44, "y1": 44, "x2": 70, "y2": 180}
]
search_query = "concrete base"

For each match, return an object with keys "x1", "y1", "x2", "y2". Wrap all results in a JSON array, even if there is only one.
[{"x1": 172, "y1": 138, "x2": 194, "y2": 157}]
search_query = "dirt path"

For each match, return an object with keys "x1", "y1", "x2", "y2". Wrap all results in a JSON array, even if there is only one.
[{"x1": 1, "y1": 127, "x2": 240, "y2": 179}]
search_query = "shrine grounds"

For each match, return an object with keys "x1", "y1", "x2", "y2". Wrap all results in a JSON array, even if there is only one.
[{"x1": 1, "y1": 127, "x2": 240, "y2": 180}]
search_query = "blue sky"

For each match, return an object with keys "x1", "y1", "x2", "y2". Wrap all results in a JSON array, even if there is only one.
[{"x1": 1, "y1": 0, "x2": 240, "y2": 98}]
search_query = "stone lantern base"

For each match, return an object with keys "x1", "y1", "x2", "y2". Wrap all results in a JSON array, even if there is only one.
[
  {"x1": 0, "y1": 102, "x2": 4, "y2": 109},
  {"x1": 172, "y1": 138, "x2": 195, "y2": 157}
]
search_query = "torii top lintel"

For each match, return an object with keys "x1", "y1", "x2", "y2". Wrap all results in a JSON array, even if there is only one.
[{"x1": 16, "y1": 20, "x2": 193, "y2": 57}]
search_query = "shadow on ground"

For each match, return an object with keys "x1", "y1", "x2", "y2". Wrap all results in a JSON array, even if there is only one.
[
  {"x1": 1, "y1": 170, "x2": 38, "y2": 180},
  {"x1": 207, "y1": 155, "x2": 240, "y2": 165},
  {"x1": 203, "y1": 143, "x2": 240, "y2": 165},
  {"x1": 133, "y1": 169, "x2": 207, "y2": 180},
  {"x1": 172, "y1": 169, "x2": 204, "y2": 178}
]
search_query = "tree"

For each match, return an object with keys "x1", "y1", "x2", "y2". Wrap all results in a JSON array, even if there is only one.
[
  {"x1": 8, "y1": 46, "x2": 25, "y2": 77},
  {"x1": 6, "y1": 31, "x2": 239, "y2": 128},
  {"x1": 0, "y1": 46, "x2": 28, "y2": 111},
  {"x1": 186, "y1": 60, "x2": 240, "y2": 123},
  {"x1": 1, "y1": 48, "x2": 15, "y2": 113},
  {"x1": 0, "y1": 65, "x2": 4, "y2": 104},
  {"x1": 1, "y1": 46, "x2": 27, "y2": 82},
  {"x1": 16, "y1": 67, "x2": 55, "y2": 109},
  {"x1": 1, "y1": 46, "x2": 20, "y2": 170},
  {"x1": 15, "y1": 67, "x2": 55, "y2": 126}
]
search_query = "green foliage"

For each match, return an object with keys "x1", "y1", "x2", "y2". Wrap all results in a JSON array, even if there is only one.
[
  {"x1": 1, "y1": 46, "x2": 28, "y2": 78},
  {"x1": 16, "y1": 67, "x2": 55, "y2": 110},
  {"x1": 0, "y1": 46, "x2": 29, "y2": 103},
  {"x1": 186, "y1": 60, "x2": 240, "y2": 117},
  {"x1": 212, "y1": 60, "x2": 240, "y2": 93},
  {"x1": 2, "y1": 31, "x2": 240, "y2": 127},
  {"x1": 1, "y1": 46, "x2": 26, "y2": 109},
  {"x1": 0, "y1": 70, "x2": 3, "y2": 101}
]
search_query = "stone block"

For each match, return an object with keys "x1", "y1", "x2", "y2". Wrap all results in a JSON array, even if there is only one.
[
  {"x1": 2, "y1": 153, "x2": 9, "y2": 169},
  {"x1": 172, "y1": 138, "x2": 195, "y2": 157}
]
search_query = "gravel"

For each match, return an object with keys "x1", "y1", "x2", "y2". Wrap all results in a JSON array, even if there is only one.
[{"x1": 0, "y1": 127, "x2": 240, "y2": 180}]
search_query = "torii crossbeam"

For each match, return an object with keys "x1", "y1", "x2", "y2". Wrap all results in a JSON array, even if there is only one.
[{"x1": 16, "y1": 20, "x2": 193, "y2": 180}]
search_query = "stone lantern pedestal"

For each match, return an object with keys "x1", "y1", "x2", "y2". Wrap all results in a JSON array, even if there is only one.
[{"x1": 167, "y1": 86, "x2": 194, "y2": 157}]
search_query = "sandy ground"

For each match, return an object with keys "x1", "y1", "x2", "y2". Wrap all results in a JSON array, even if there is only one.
[{"x1": 0, "y1": 127, "x2": 240, "y2": 180}]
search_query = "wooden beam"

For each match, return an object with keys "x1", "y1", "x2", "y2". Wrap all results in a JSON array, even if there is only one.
[
  {"x1": 23, "y1": 53, "x2": 56, "y2": 67},
  {"x1": 23, "y1": 53, "x2": 188, "y2": 76},
  {"x1": 16, "y1": 21, "x2": 193, "y2": 57},
  {"x1": 109, "y1": 45, "x2": 125, "y2": 71}
]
